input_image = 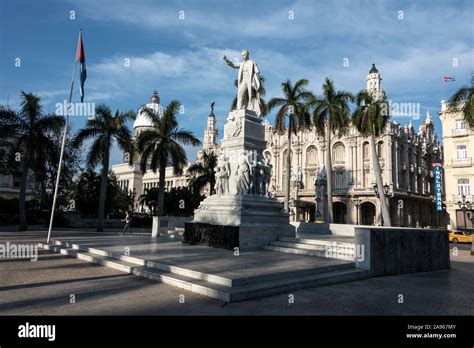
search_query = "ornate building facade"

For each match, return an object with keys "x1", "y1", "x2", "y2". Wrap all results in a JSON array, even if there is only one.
[
  {"x1": 113, "y1": 67, "x2": 444, "y2": 227},
  {"x1": 263, "y1": 65, "x2": 443, "y2": 226},
  {"x1": 439, "y1": 99, "x2": 473, "y2": 230}
]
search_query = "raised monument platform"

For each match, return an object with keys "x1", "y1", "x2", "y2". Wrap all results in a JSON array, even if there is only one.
[{"x1": 184, "y1": 109, "x2": 294, "y2": 250}]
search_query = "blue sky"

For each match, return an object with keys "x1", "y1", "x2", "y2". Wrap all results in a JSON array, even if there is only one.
[{"x1": 1, "y1": 0, "x2": 473, "y2": 167}]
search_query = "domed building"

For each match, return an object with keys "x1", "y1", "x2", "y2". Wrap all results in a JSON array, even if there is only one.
[
  {"x1": 132, "y1": 90, "x2": 163, "y2": 135},
  {"x1": 112, "y1": 91, "x2": 219, "y2": 212}
]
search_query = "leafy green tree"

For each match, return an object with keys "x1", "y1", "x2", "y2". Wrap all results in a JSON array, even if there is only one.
[
  {"x1": 310, "y1": 78, "x2": 353, "y2": 223},
  {"x1": 71, "y1": 169, "x2": 130, "y2": 218},
  {"x1": 136, "y1": 100, "x2": 201, "y2": 216},
  {"x1": 0, "y1": 91, "x2": 64, "y2": 230},
  {"x1": 138, "y1": 187, "x2": 158, "y2": 215},
  {"x1": 72, "y1": 105, "x2": 135, "y2": 231},
  {"x1": 352, "y1": 90, "x2": 391, "y2": 226},
  {"x1": 448, "y1": 74, "x2": 474, "y2": 127},
  {"x1": 267, "y1": 79, "x2": 314, "y2": 212},
  {"x1": 187, "y1": 150, "x2": 218, "y2": 195}
]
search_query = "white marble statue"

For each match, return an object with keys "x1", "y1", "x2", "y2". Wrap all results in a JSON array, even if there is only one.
[
  {"x1": 235, "y1": 154, "x2": 251, "y2": 195},
  {"x1": 223, "y1": 49, "x2": 262, "y2": 117},
  {"x1": 214, "y1": 155, "x2": 231, "y2": 196}
]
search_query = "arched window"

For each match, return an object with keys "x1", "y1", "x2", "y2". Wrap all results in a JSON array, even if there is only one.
[
  {"x1": 333, "y1": 142, "x2": 345, "y2": 163},
  {"x1": 363, "y1": 142, "x2": 370, "y2": 160},
  {"x1": 306, "y1": 146, "x2": 317, "y2": 166}
]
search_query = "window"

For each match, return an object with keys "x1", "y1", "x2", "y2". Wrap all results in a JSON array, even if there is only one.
[
  {"x1": 456, "y1": 145, "x2": 467, "y2": 159},
  {"x1": 363, "y1": 142, "x2": 370, "y2": 160},
  {"x1": 306, "y1": 146, "x2": 317, "y2": 166},
  {"x1": 363, "y1": 169, "x2": 370, "y2": 188},
  {"x1": 334, "y1": 171, "x2": 345, "y2": 189},
  {"x1": 458, "y1": 178, "x2": 470, "y2": 196},
  {"x1": 455, "y1": 120, "x2": 466, "y2": 130},
  {"x1": 333, "y1": 142, "x2": 345, "y2": 163}
]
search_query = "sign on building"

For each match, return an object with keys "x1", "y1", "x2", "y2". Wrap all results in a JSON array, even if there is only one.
[{"x1": 433, "y1": 163, "x2": 443, "y2": 211}]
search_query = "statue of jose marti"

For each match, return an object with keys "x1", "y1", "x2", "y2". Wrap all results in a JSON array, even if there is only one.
[{"x1": 223, "y1": 49, "x2": 262, "y2": 117}]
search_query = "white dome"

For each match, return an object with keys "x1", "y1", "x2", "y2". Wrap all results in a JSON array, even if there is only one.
[{"x1": 133, "y1": 102, "x2": 163, "y2": 129}]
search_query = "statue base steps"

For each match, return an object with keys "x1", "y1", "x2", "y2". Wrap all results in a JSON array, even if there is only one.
[{"x1": 184, "y1": 194, "x2": 294, "y2": 250}]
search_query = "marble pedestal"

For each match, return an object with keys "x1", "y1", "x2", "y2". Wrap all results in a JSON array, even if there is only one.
[{"x1": 184, "y1": 109, "x2": 294, "y2": 250}]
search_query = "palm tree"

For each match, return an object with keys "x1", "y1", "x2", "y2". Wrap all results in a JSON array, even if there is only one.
[
  {"x1": 448, "y1": 74, "x2": 474, "y2": 127},
  {"x1": 72, "y1": 105, "x2": 135, "y2": 231},
  {"x1": 231, "y1": 76, "x2": 268, "y2": 116},
  {"x1": 352, "y1": 90, "x2": 391, "y2": 226},
  {"x1": 0, "y1": 91, "x2": 64, "y2": 230},
  {"x1": 136, "y1": 100, "x2": 201, "y2": 217},
  {"x1": 267, "y1": 79, "x2": 314, "y2": 213},
  {"x1": 138, "y1": 187, "x2": 159, "y2": 215},
  {"x1": 187, "y1": 150, "x2": 218, "y2": 195},
  {"x1": 310, "y1": 78, "x2": 353, "y2": 223}
]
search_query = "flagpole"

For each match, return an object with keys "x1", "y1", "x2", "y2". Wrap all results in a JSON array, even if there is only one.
[{"x1": 46, "y1": 30, "x2": 81, "y2": 244}]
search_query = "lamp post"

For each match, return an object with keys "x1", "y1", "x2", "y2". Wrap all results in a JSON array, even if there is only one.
[
  {"x1": 314, "y1": 168, "x2": 327, "y2": 222},
  {"x1": 457, "y1": 194, "x2": 471, "y2": 231},
  {"x1": 352, "y1": 198, "x2": 362, "y2": 225},
  {"x1": 372, "y1": 183, "x2": 390, "y2": 225},
  {"x1": 314, "y1": 173, "x2": 319, "y2": 222},
  {"x1": 373, "y1": 183, "x2": 389, "y2": 198},
  {"x1": 129, "y1": 188, "x2": 137, "y2": 213}
]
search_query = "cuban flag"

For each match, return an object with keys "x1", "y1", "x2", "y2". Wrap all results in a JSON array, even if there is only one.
[
  {"x1": 76, "y1": 30, "x2": 87, "y2": 102},
  {"x1": 443, "y1": 76, "x2": 455, "y2": 82}
]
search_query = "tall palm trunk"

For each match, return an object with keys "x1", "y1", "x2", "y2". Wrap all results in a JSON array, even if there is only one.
[
  {"x1": 325, "y1": 123, "x2": 333, "y2": 223},
  {"x1": 371, "y1": 134, "x2": 391, "y2": 226},
  {"x1": 18, "y1": 152, "x2": 29, "y2": 231},
  {"x1": 157, "y1": 157, "x2": 167, "y2": 217},
  {"x1": 97, "y1": 151, "x2": 110, "y2": 232},
  {"x1": 284, "y1": 114, "x2": 292, "y2": 213}
]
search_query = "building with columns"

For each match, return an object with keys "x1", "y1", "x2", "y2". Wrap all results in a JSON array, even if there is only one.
[
  {"x1": 113, "y1": 67, "x2": 443, "y2": 226},
  {"x1": 439, "y1": 100, "x2": 474, "y2": 230},
  {"x1": 112, "y1": 92, "x2": 221, "y2": 212},
  {"x1": 112, "y1": 91, "x2": 194, "y2": 212},
  {"x1": 263, "y1": 65, "x2": 443, "y2": 226}
]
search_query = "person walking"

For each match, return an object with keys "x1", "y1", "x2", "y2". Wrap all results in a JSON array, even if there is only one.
[{"x1": 120, "y1": 211, "x2": 133, "y2": 236}]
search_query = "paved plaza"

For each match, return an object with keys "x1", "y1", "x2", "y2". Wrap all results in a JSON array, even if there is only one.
[{"x1": 0, "y1": 230, "x2": 473, "y2": 315}]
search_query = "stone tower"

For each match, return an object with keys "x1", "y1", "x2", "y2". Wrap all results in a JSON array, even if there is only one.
[
  {"x1": 366, "y1": 63, "x2": 386, "y2": 100},
  {"x1": 203, "y1": 102, "x2": 219, "y2": 154}
]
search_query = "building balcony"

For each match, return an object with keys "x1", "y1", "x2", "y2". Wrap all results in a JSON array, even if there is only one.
[
  {"x1": 453, "y1": 195, "x2": 473, "y2": 203},
  {"x1": 451, "y1": 157, "x2": 472, "y2": 167},
  {"x1": 452, "y1": 128, "x2": 469, "y2": 137}
]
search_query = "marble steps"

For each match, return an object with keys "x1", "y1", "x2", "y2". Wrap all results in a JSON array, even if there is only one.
[
  {"x1": 279, "y1": 237, "x2": 355, "y2": 249},
  {"x1": 40, "y1": 240, "x2": 354, "y2": 287},
  {"x1": 263, "y1": 238, "x2": 355, "y2": 261},
  {"x1": 38, "y1": 242, "x2": 368, "y2": 302},
  {"x1": 43, "y1": 240, "x2": 232, "y2": 286},
  {"x1": 158, "y1": 228, "x2": 184, "y2": 239}
]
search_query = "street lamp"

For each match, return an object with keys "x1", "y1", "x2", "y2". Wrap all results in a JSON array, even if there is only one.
[
  {"x1": 129, "y1": 188, "x2": 137, "y2": 213},
  {"x1": 457, "y1": 194, "x2": 472, "y2": 231},
  {"x1": 314, "y1": 169, "x2": 327, "y2": 222},
  {"x1": 352, "y1": 198, "x2": 362, "y2": 225},
  {"x1": 373, "y1": 183, "x2": 389, "y2": 198}
]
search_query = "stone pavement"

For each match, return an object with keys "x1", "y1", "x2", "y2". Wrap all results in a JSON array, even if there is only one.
[{"x1": 0, "y1": 230, "x2": 473, "y2": 315}]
